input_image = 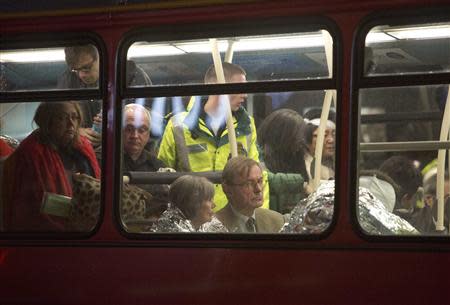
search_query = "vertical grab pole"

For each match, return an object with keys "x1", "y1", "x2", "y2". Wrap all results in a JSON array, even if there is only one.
[
  {"x1": 313, "y1": 90, "x2": 333, "y2": 189},
  {"x1": 322, "y1": 30, "x2": 336, "y2": 109},
  {"x1": 312, "y1": 30, "x2": 334, "y2": 190},
  {"x1": 323, "y1": 30, "x2": 333, "y2": 80},
  {"x1": 209, "y1": 38, "x2": 238, "y2": 158},
  {"x1": 224, "y1": 39, "x2": 236, "y2": 63},
  {"x1": 436, "y1": 86, "x2": 450, "y2": 232}
]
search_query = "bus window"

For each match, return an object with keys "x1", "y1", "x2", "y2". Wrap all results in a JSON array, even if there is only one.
[
  {"x1": 0, "y1": 40, "x2": 104, "y2": 234},
  {"x1": 365, "y1": 23, "x2": 450, "y2": 76},
  {"x1": 0, "y1": 100, "x2": 102, "y2": 233},
  {"x1": 357, "y1": 20, "x2": 450, "y2": 236},
  {"x1": 120, "y1": 27, "x2": 338, "y2": 235},
  {"x1": 0, "y1": 44, "x2": 101, "y2": 91},
  {"x1": 126, "y1": 31, "x2": 332, "y2": 88}
]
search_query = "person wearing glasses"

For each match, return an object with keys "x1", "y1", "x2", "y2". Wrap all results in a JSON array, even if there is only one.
[
  {"x1": 57, "y1": 44, "x2": 152, "y2": 146},
  {"x1": 217, "y1": 156, "x2": 284, "y2": 233},
  {"x1": 1, "y1": 101, "x2": 100, "y2": 231}
]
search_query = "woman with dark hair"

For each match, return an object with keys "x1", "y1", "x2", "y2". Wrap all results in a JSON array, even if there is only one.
[
  {"x1": 257, "y1": 109, "x2": 310, "y2": 214},
  {"x1": 151, "y1": 175, "x2": 221, "y2": 232},
  {"x1": 1, "y1": 101, "x2": 100, "y2": 231},
  {"x1": 258, "y1": 109, "x2": 309, "y2": 177}
]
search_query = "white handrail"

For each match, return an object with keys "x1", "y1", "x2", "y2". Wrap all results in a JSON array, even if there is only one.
[
  {"x1": 209, "y1": 38, "x2": 238, "y2": 157},
  {"x1": 311, "y1": 31, "x2": 335, "y2": 190},
  {"x1": 322, "y1": 30, "x2": 333, "y2": 79},
  {"x1": 224, "y1": 39, "x2": 236, "y2": 63},
  {"x1": 312, "y1": 90, "x2": 334, "y2": 189}
]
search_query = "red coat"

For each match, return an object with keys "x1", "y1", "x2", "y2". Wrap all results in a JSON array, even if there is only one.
[
  {"x1": 0, "y1": 139, "x2": 14, "y2": 158},
  {"x1": 2, "y1": 131, "x2": 100, "y2": 231}
]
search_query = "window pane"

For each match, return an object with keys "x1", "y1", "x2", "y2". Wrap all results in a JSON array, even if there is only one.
[
  {"x1": 358, "y1": 84, "x2": 450, "y2": 235},
  {"x1": 126, "y1": 30, "x2": 333, "y2": 87},
  {"x1": 0, "y1": 44, "x2": 100, "y2": 92},
  {"x1": 0, "y1": 100, "x2": 102, "y2": 232},
  {"x1": 119, "y1": 89, "x2": 336, "y2": 234},
  {"x1": 364, "y1": 22, "x2": 450, "y2": 76}
]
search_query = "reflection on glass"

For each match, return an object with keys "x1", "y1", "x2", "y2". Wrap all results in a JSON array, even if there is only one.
[
  {"x1": 364, "y1": 22, "x2": 450, "y2": 76},
  {"x1": 126, "y1": 30, "x2": 332, "y2": 87},
  {"x1": 0, "y1": 101, "x2": 102, "y2": 232},
  {"x1": 0, "y1": 44, "x2": 101, "y2": 92},
  {"x1": 120, "y1": 89, "x2": 337, "y2": 234},
  {"x1": 358, "y1": 84, "x2": 450, "y2": 235}
]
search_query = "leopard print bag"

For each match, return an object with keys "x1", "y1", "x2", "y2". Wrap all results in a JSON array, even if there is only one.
[{"x1": 69, "y1": 173, "x2": 161, "y2": 231}]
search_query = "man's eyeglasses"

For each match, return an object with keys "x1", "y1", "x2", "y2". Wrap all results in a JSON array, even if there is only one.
[
  {"x1": 230, "y1": 177, "x2": 264, "y2": 190},
  {"x1": 55, "y1": 112, "x2": 81, "y2": 124},
  {"x1": 71, "y1": 59, "x2": 96, "y2": 73},
  {"x1": 124, "y1": 125, "x2": 149, "y2": 135}
]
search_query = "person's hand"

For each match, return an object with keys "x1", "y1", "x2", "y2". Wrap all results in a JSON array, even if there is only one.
[
  {"x1": 92, "y1": 114, "x2": 102, "y2": 126},
  {"x1": 79, "y1": 127, "x2": 102, "y2": 146},
  {"x1": 304, "y1": 182, "x2": 314, "y2": 195},
  {"x1": 157, "y1": 167, "x2": 176, "y2": 173}
]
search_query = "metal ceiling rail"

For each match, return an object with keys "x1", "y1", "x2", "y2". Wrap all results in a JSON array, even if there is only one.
[{"x1": 359, "y1": 140, "x2": 450, "y2": 152}]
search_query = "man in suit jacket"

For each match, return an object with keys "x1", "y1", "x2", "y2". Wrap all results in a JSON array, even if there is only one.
[{"x1": 217, "y1": 156, "x2": 284, "y2": 233}]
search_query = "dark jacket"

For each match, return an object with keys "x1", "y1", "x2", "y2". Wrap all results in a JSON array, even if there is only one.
[{"x1": 123, "y1": 149, "x2": 169, "y2": 216}]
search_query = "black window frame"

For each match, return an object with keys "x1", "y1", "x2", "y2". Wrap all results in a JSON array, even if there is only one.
[
  {"x1": 0, "y1": 31, "x2": 107, "y2": 240},
  {"x1": 351, "y1": 6, "x2": 450, "y2": 241},
  {"x1": 116, "y1": 16, "x2": 343, "y2": 243}
]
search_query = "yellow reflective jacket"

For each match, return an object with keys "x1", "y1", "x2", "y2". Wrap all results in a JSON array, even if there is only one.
[{"x1": 157, "y1": 100, "x2": 269, "y2": 212}]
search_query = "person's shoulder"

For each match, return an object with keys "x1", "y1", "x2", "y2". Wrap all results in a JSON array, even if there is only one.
[
  {"x1": 57, "y1": 70, "x2": 84, "y2": 89},
  {"x1": 143, "y1": 149, "x2": 166, "y2": 168},
  {"x1": 0, "y1": 139, "x2": 14, "y2": 157},
  {"x1": 268, "y1": 172, "x2": 305, "y2": 191},
  {"x1": 17, "y1": 132, "x2": 40, "y2": 149},
  {"x1": 216, "y1": 204, "x2": 233, "y2": 220},
  {"x1": 215, "y1": 204, "x2": 238, "y2": 231},
  {"x1": 7, "y1": 132, "x2": 47, "y2": 162},
  {"x1": 168, "y1": 111, "x2": 191, "y2": 129},
  {"x1": 256, "y1": 207, "x2": 283, "y2": 220},
  {"x1": 126, "y1": 61, "x2": 152, "y2": 86},
  {"x1": 77, "y1": 134, "x2": 94, "y2": 147},
  {"x1": 255, "y1": 207, "x2": 284, "y2": 232}
]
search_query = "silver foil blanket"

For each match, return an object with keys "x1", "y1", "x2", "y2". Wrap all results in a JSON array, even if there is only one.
[
  {"x1": 150, "y1": 204, "x2": 196, "y2": 232},
  {"x1": 199, "y1": 216, "x2": 228, "y2": 233},
  {"x1": 281, "y1": 181, "x2": 419, "y2": 235},
  {"x1": 150, "y1": 204, "x2": 228, "y2": 233}
]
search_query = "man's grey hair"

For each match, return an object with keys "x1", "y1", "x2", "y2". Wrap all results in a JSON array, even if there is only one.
[{"x1": 123, "y1": 103, "x2": 151, "y2": 126}]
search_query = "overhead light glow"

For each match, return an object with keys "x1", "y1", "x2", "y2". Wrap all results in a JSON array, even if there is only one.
[
  {"x1": 127, "y1": 33, "x2": 327, "y2": 58},
  {"x1": 127, "y1": 44, "x2": 185, "y2": 57},
  {"x1": 366, "y1": 24, "x2": 450, "y2": 44},
  {"x1": 388, "y1": 26, "x2": 450, "y2": 40},
  {"x1": 366, "y1": 32, "x2": 396, "y2": 44},
  {"x1": 0, "y1": 49, "x2": 65, "y2": 63}
]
